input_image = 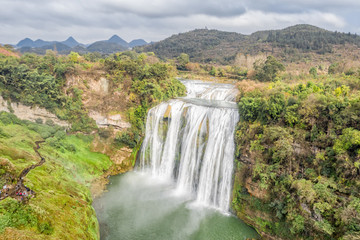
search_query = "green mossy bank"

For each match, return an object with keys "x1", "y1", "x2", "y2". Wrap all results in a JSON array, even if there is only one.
[{"x1": 0, "y1": 112, "x2": 112, "y2": 239}]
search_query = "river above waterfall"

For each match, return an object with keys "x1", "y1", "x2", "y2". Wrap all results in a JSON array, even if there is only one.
[{"x1": 94, "y1": 80, "x2": 260, "y2": 239}]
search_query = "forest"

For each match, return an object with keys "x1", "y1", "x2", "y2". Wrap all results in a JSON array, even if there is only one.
[
  {"x1": 233, "y1": 58, "x2": 360, "y2": 239},
  {"x1": 139, "y1": 24, "x2": 360, "y2": 64}
]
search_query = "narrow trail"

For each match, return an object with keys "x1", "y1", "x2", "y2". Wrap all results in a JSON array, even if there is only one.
[{"x1": 0, "y1": 141, "x2": 46, "y2": 202}]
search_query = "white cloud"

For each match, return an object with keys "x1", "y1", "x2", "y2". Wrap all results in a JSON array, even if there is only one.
[{"x1": 0, "y1": 0, "x2": 358, "y2": 44}]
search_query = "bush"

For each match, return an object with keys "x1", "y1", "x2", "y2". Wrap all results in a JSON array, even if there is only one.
[
  {"x1": 0, "y1": 127, "x2": 8, "y2": 138},
  {"x1": 98, "y1": 128, "x2": 112, "y2": 139},
  {"x1": 37, "y1": 221, "x2": 54, "y2": 235},
  {"x1": 0, "y1": 198, "x2": 38, "y2": 232},
  {"x1": 35, "y1": 118, "x2": 43, "y2": 124},
  {"x1": 0, "y1": 112, "x2": 21, "y2": 125},
  {"x1": 309, "y1": 67, "x2": 317, "y2": 77},
  {"x1": 254, "y1": 56, "x2": 285, "y2": 82},
  {"x1": 114, "y1": 132, "x2": 137, "y2": 148}
]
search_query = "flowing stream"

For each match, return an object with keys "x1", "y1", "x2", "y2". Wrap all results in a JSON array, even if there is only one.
[{"x1": 94, "y1": 80, "x2": 259, "y2": 240}]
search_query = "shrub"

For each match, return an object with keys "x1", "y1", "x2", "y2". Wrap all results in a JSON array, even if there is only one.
[{"x1": 254, "y1": 56, "x2": 285, "y2": 82}]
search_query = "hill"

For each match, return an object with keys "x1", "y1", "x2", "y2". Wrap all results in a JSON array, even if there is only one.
[
  {"x1": 107, "y1": 35, "x2": 128, "y2": 48},
  {"x1": 86, "y1": 41, "x2": 128, "y2": 54},
  {"x1": 138, "y1": 24, "x2": 360, "y2": 64},
  {"x1": 62, "y1": 36, "x2": 80, "y2": 48},
  {"x1": 15, "y1": 35, "x2": 148, "y2": 55},
  {"x1": 0, "y1": 45, "x2": 20, "y2": 58},
  {"x1": 138, "y1": 29, "x2": 247, "y2": 63},
  {"x1": 129, "y1": 39, "x2": 148, "y2": 48},
  {"x1": 251, "y1": 24, "x2": 360, "y2": 54}
]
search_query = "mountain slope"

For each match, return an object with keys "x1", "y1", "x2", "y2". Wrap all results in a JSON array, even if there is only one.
[
  {"x1": 61, "y1": 36, "x2": 80, "y2": 48},
  {"x1": 250, "y1": 24, "x2": 360, "y2": 54},
  {"x1": 16, "y1": 37, "x2": 82, "y2": 49},
  {"x1": 107, "y1": 35, "x2": 128, "y2": 47},
  {"x1": 16, "y1": 38, "x2": 35, "y2": 48},
  {"x1": 138, "y1": 24, "x2": 360, "y2": 64},
  {"x1": 139, "y1": 29, "x2": 246, "y2": 63},
  {"x1": 87, "y1": 41, "x2": 128, "y2": 54},
  {"x1": 129, "y1": 39, "x2": 147, "y2": 48}
]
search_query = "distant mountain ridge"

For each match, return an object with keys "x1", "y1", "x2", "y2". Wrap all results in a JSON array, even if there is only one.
[
  {"x1": 138, "y1": 24, "x2": 360, "y2": 64},
  {"x1": 16, "y1": 35, "x2": 148, "y2": 55},
  {"x1": 14, "y1": 24, "x2": 360, "y2": 59}
]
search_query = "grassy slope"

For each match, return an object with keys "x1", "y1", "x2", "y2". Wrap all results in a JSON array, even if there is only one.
[{"x1": 0, "y1": 115, "x2": 112, "y2": 239}]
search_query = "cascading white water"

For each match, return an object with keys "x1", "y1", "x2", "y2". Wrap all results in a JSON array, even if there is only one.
[{"x1": 140, "y1": 80, "x2": 239, "y2": 213}]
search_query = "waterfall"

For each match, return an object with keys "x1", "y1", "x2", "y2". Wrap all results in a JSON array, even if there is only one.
[{"x1": 139, "y1": 80, "x2": 239, "y2": 213}]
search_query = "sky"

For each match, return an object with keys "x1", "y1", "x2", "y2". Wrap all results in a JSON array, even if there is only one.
[{"x1": 1, "y1": 0, "x2": 360, "y2": 45}]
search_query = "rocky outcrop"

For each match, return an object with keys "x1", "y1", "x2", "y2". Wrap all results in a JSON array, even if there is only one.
[
  {"x1": 90, "y1": 136, "x2": 134, "y2": 198},
  {"x1": 0, "y1": 96, "x2": 69, "y2": 128},
  {"x1": 89, "y1": 111, "x2": 131, "y2": 129},
  {"x1": 65, "y1": 72, "x2": 131, "y2": 129}
]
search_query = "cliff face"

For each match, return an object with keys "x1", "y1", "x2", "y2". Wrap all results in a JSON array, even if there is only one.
[
  {"x1": 0, "y1": 96, "x2": 69, "y2": 128},
  {"x1": 232, "y1": 78, "x2": 360, "y2": 240},
  {"x1": 232, "y1": 152, "x2": 277, "y2": 239},
  {"x1": 65, "y1": 71, "x2": 131, "y2": 130}
]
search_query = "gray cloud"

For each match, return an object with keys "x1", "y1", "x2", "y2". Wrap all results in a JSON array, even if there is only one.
[{"x1": 0, "y1": 0, "x2": 358, "y2": 44}]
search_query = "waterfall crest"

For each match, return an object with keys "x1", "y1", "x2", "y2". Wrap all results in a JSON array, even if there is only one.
[{"x1": 140, "y1": 80, "x2": 239, "y2": 213}]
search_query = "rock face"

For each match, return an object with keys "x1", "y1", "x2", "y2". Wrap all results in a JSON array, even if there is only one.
[
  {"x1": 89, "y1": 111, "x2": 131, "y2": 129},
  {"x1": 65, "y1": 72, "x2": 131, "y2": 129},
  {"x1": 0, "y1": 96, "x2": 69, "y2": 128},
  {"x1": 234, "y1": 53, "x2": 267, "y2": 70}
]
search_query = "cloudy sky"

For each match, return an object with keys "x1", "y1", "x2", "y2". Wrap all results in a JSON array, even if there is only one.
[{"x1": 1, "y1": 0, "x2": 360, "y2": 45}]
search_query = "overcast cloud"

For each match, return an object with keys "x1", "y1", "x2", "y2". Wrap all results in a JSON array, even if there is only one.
[{"x1": 0, "y1": 0, "x2": 359, "y2": 44}]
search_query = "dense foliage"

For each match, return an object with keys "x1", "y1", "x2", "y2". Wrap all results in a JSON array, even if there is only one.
[
  {"x1": 0, "y1": 50, "x2": 186, "y2": 137},
  {"x1": 260, "y1": 25, "x2": 360, "y2": 54},
  {"x1": 0, "y1": 52, "x2": 96, "y2": 132},
  {"x1": 254, "y1": 56, "x2": 285, "y2": 82},
  {"x1": 233, "y1": 74, "x2": 360, "y2": 239},
  {"x1": 138, "y1": 29, "x2": 246, "y2": 64},
  {"x1": 138, "y1": 24, "x2": 360, "y2": 64},
  {"x1": 103, "y1": 52, "x2": 186, "y2": 147}
]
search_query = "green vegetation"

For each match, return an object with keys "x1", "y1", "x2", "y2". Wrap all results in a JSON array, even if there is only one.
[
  {"x1": 0, "y1": 50, "x2": 185, "y2": 139},
  {"x1": 138, "y1": 24, "x2": 360, "y2": 64},
  {"x1": 103, "y1": 52, "x2": 186, "y2": 146},
  {"x1": 0, "y1": 49, "x2": 185, "y2": 239},
  {"x1": 254, "y1": 56, "x2": 285, "y2": 82},
  {"x1": 3, "y1": 27, "x2": 360, "y2": 240},
  {"x1": 259, "y1": 24, "x2": 360, "y2": 54},
  {"x1": 0, "y1": 51, "x2": 96, "y2": 132},
  {"x1": 0, "y1": 112, "x2": 112, "y2": 239},
  {"x1": 233, "y1": 72, "x2": 360, "y2": 239},
  {"x1": 176, "y1": 53, "x2": 190, "y2": 70}
]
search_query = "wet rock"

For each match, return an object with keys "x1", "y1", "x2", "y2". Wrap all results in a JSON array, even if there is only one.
[{"x1": 163, "y1": 105, "x2": 171, "y2": 119}]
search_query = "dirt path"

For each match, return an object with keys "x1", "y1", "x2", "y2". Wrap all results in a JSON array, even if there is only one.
[{"x1": 0, "y1": 141, "x2": 46, "y2": 201}]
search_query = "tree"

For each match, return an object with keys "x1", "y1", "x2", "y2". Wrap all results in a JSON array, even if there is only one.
[
  {"x1": 254, "y1": 56, "x2": 285, "y2": 82},
  {"x1": 309, "y1": 67, "x2": 318, "y2": 78},
  {"x1": 209, "y1": 66, "x2": 217, "y2": 76},
  {"x1": 176, "y1": 53, "x2": 189, "y2": 70}
]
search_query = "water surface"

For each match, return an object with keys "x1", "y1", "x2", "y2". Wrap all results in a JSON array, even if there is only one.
[{"x1": 94, "y1": 172, "x2": 259, "y2": 240}]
